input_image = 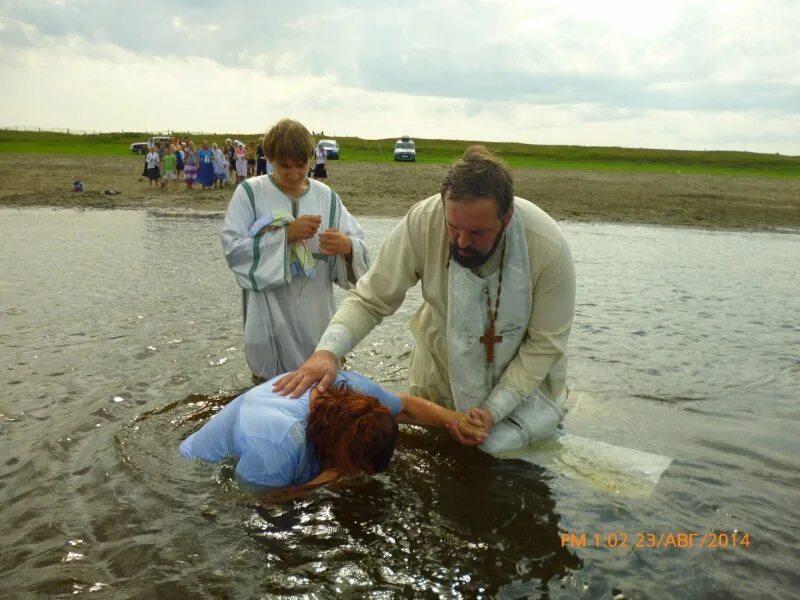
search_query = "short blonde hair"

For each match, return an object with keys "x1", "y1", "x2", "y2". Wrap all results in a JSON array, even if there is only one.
[{"x1": 263, "y1": 118, "x2": 314, "y2": 163}]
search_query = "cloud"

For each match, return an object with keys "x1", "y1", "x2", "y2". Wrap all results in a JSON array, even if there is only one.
[{"x1": 0, "y1": 0, "x2": 798, "y2": 152}]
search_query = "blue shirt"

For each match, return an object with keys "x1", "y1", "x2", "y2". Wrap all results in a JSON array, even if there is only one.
[
  {"x1": 179, "y1": 371, "x2": 402, "y2": 488},
  {"x1": 198, "y1": 148, "x2": 214, "y2": 164}
]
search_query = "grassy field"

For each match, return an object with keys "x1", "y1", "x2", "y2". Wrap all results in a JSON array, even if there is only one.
[{"x1": 1, "y1": 129, "x2": 798, "y2": 178}]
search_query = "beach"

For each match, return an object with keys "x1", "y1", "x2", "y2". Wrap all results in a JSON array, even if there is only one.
[{"x1": 1, "y1": 154, "x2": 798, "y2": 231}]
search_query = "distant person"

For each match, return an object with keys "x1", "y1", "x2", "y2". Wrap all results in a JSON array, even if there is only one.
[
  {"x1": 72, "y1": 179, "x2": 84, "y2": 192},
  {"x1": 234, "y1": 142, "x2": 247, "y2": 183},
  {"x1": 197, "y1": 141, "x2": 215, "y2": 190},
  {"x1": 161, "y1": 145, "x2": 178, "y2": 190},
  {"x1": 179, "y1": 370, "x2": 487, "y2": 491},
  {"x1": 145, "y1": 146, "x2": 161, "y2": 188},
  {"x1": 247, "y1": 142, "x2": 257, "y2": 177},
  {"x1": 225, "y1": 139, "x2": 236, "y2": 181},
  {"x1": 183, "y1": 142, "x2": 198, "y2": 190},
  {"x1": 212, "y1": 143, "x2": 228, "y2": 188},
  {"x1": 312, "y1": 142, "x2": 327, "y2": 181},
  {"x1": 220, "y1": 118, "x2": 370, "y2": 381},
  {"x1": 274, "y1": 146, "x2": 576, "y2": 456},
  {"x1": 256, "y1": 137, "x2": 267, "y2": 175},
  {"x1": 175, "y1": 144, "x2": 185, "y2": 180}
]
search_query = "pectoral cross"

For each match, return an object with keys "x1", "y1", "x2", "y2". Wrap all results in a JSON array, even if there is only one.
[
  {"x1": 480, "y1": 240, "x2": 506, "y2": 365},
  {"x1": 480, "y1": 319, "x2": 503, "y2": 364}
]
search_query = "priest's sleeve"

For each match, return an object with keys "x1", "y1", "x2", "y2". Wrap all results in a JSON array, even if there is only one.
[{"x1": 484, "y1": 238, "x2": 576, "y2": 424}]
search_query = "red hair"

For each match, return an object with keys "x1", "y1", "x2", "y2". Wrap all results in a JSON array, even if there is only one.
[{"x1": 307, "y1": 383, "x2": 399, "y2": 474}]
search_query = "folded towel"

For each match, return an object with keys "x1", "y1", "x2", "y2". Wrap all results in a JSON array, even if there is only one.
[{"x1": 249, "y1": 210, "x2": 316, "y2": 278}]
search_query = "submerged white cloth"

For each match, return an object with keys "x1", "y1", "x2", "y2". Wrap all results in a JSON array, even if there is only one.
[
  {"x1": 317, "y1": 194, "x2": 575, "y2": 454},
  {"x1": 221, "y1": 175, "x2": 370, "y2": 379}
]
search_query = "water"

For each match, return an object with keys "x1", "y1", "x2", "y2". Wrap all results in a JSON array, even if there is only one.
[{"x1": 1, "y1": 208, "x2": 798, "y2": 598}]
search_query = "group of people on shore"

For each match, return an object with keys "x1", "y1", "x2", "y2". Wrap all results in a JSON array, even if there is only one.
[
  {"x1": 180, "y1": 118, "x2": 575, "y2": 495},
  {"x1": 142, "y1": 136, "x2": 330, "y2": 191}
]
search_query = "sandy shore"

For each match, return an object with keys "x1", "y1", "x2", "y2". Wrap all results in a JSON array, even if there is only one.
[{"x1": 1, "y1": 154, "x2": 798, "y2": 231}]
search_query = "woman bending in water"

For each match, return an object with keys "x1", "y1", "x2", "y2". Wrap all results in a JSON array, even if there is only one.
[{"x1": 179, "y1": 371, "x2": 487, "y2": 491}]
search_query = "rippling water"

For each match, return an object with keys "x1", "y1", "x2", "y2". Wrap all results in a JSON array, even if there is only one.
[{"x1": 1, "y1": 208, "x2": 798, "y2": 598}]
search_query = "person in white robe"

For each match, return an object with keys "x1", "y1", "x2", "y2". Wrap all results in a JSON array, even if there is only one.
[
  {"x1": 274, "y1": 146, "x2": 575, "y2": 455},
  {"x1": 221, "y1": 119, "x2": 370, "y2": 381}
]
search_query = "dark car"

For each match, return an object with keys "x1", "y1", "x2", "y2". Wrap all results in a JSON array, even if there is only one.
[
  {"x1": 130, "y1": 142, "x2": 149, "y2": 154},
  {"x1": 319, "y1": 139, "x2": 340, "y2": 159}
]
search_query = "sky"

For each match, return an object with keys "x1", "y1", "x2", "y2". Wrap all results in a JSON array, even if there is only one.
[{"x1": 1, "y1": 0, "x2": 799, "y2": 154}]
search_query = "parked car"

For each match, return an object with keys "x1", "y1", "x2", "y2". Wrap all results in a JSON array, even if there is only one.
[
  {"x1": 130, "y1": 135, "x2": 171, "y2": 154},
  {"x1": 318, "y1": 139, "x2": 340, "y2": 159},
  {"x1": 393, "y1": 136, "x2": 416, "y2": 162}
]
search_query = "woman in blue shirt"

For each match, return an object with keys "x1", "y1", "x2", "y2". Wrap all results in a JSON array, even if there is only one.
[
  {"x1": 179, "y1": 371, "x2": 488, "y2": 491},
  {"x1": 196, "y1": 141, "x2": 216, "y2": 189}
]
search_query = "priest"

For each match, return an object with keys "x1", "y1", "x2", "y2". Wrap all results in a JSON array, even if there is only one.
[{"x1": 274, "y1": 145, "x2": 575, "y2": 455}]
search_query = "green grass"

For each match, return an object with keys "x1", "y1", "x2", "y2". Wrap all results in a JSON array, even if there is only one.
[
  {"x1": 337, "y1": 136, "x2": 800, "y2": 177},
  {"x1": 1, "y1": 129, "x2": 798, "y2": 178}
]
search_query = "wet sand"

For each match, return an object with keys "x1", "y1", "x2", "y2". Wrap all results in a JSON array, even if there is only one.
[{"x1": 1, "y1": 154, "x2": 798, "y2": 231}]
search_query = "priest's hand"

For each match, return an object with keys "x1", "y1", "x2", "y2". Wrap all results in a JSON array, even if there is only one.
[
  {"x1": 446, "y1": 412, "x2": 491, "y2": 446},
  {"x1": 319, "y1": 229, "x2": 353, "y2": 258},
  {"x1": 450, "y1": 408, "x2": 494, "y2": 445},
  {"x1": 465, "y1": 407, "x2": 495, "y2": 433},
  {"x1": 272, "y1": 350, "x2": 338, "y2": 398},
  {"x1": 287, "y1": 214, "x2": 321, "y2": 242}
]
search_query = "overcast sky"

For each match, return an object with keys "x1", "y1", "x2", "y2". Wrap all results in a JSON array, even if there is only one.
[{"x1": 1, "y1": 0, "x2": 798, "y2": 154}]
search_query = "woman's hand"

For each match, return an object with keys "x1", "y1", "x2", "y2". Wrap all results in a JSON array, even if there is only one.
[{"x1": 255, "y1": 469, "x2": 341, "y2": 503}]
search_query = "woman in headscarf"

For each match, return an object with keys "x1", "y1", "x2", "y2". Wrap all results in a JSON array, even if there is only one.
[
  {"x1": 196, "y1": 140, "x2": 215, "y2": 190},
  {"x1": 212, "y1": 142, "x2": 228, "y2": 188}
]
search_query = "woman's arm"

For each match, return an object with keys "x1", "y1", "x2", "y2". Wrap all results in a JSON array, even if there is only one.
[
  {"x1": 255, "y1": 469, "x2": 342, "y2": 503},
  {"x1": 396, "y1": 394, "x2": 488, "y2": 444}
]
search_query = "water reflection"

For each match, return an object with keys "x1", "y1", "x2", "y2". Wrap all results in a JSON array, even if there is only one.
[
  {"x1": 2, "y1": 209, "x2": 799, "y2": 598},
  {"x1": 242, "y1": 436, "x2": 581, "y2": 596},
  {"x1": 126, "y1": 389, "x2": 581, "y2": 596}
]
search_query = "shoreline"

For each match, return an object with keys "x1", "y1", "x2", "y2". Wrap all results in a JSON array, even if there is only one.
[
  {"x1": 1, "y1": 154, "x2": 798, "y2": 232},
  {"x1": 5, "y1": 204, "x2": 798, "y2": 237}
]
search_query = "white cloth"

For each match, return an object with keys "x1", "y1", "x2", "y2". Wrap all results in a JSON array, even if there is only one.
[
  {"x1": 317, "y1": 194, "x2": 575, "y2": 453},
  {"x1": 446, "y1": 211, "x2": 529, "y2": 403},
  {"x1": 315, "y1": 147, "x2": 327, "y2": 165},
  {"x1": 221, "y1": 175, "x2": 370, "y2": 379},
  {"x1": 447, "y1": 212, "x2": 567, "y2": 453},
  {"x1": 145, "y1": 152, "x2": 160, "y2": 169}
]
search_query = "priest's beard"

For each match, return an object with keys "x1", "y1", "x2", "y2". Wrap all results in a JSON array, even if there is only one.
[{"x1": 449, "y1": 230, "x2": 505, "y2": 269}]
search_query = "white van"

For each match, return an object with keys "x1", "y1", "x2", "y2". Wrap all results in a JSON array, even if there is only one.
[
  {"x1": 130, "y1": 135, "x2": 171, "y2": 154},
  {"x1": 393, "y1": 136, "x2": 416, "y2": 162}
]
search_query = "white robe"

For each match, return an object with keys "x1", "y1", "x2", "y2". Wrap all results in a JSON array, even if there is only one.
[
  {"x1": 221, "y1": 175, "x2": 369, "y2": 379},
  {"x1": 317, "y1": 194, "x2": 575, "y2": 451}
]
